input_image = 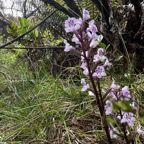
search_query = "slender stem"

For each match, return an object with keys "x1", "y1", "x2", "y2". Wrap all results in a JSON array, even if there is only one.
[
  {"x1": 97, "y1": 80, "x2": 112, "y2": 143},
  {"x1": 119, "y1": 110, "x2": 129, "y2": 144},
  {"x1": 87, "y1": 58, "x2": 112, "y2": 144},
  {"x1": 122, "y1": 124, "x2": 129, "y2": 144},
  {"x1": 103, "y1": 88, "x2": 112, "y2": 99},
  {"x1": 81, "y1": 40, "x2": 103, "y2": 116},
  {"x1": 80, "y1": 33, "x2": 112, "y2": 144},
  {"x1": 97, "y1": 80, "x2": 104, "y2": 110}
]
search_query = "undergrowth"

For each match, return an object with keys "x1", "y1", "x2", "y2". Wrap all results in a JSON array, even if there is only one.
[{"x1": 0, "y1": 48, "x2": 144, "y2": 144}]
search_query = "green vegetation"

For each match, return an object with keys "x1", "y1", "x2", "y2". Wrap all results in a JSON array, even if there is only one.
[
  {"x1": 0, "y1": 47, "x2": 144, "y2": 143},
  {"x1": 0, "y1": 0, "x2": 144, "y2": 143},
  {"x1": 0, "y1": 49, "x2": 98, "y2": 143}
]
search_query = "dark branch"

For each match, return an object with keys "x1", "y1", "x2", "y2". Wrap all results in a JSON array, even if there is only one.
[
  {"x1": 131, "y1": 0, "x2": 142, "y2": 17},
  {"x1": 90, "y1": 0, "x2": 110, "y2": 25},
  {"x1": 23, "y1": 0, "x2": 28, "y2": 18},
  {"x1": 63, "y1": 0, "x2": 81, "y2": 16},
  {"x1": 0, "y1": 10, "x2": 57, "y2": 49},
  {"x1": 41, "y1": 0, "x2": 74, "y2": 17}
]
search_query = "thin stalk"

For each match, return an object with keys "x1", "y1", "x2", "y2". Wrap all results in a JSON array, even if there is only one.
[
  {"x1": 97, "y1": 80, "x2": 104, "y2": 110},
  {"x1": 97, "y1": 80, "x2": 112, "y2": 144},
  {"x1": 80, "y1": 37, "x2": 103, "y2": 116},
  {"x1": 80, "y1": 33, "x2": 112, "y2": 144},
  {"x1": 119, "y1": 110, "x2": 129, "y2": 144},
  {"x1": 86, "y1": 56, "x2": 112, "y2": 144}
]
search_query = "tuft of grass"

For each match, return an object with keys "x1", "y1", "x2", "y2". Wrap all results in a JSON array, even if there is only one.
[{"x1": 0, "y1": 49, "x2": 102, "y2": 143}]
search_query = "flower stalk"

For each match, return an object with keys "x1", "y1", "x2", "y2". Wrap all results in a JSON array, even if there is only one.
[{"x1": 63, "y1": 9, "x2": 144, "y2": 143}]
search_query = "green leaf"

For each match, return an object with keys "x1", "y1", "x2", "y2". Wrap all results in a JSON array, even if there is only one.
[
  {"x1": 114, "y1": 56, "x2": 123, "y2": 62},
  {"x1": 112, "y1": 101, "x2": 134, "y2": 113},
  {"x1": 18, "y1": 27, "x2": 26, "y2": 34},
  {"x1": 112, "y1": 101, "x2": 120, "y2": 112},
  {"x1": 98, "y1": 42, "x2": 106, "y2": 48},
  {"x1": 0, "y1": 102, "x2": 6, "y2": 107},
  {"x1": 140, "y1": 116, "x2": 144, "y2": 125},
  {"x1": 18, "y1": 17, "x2": 29, "y2": 27},
  {"x1": 43, "y1": 29, "x2": 48, "y2": 37},
  {"x1": 139, "y1": 109, "x2": 144, "y2": 125},
  {"x1": 35, "y1": 30, "x2": 39, "y2": 37},
  {"x1": 106, "y1": 117, "x2": 116, "y2": 125},
  {"x1": 17, "y1": 44, "x2": 25, "y2": 48},
  {"x1": 11, "y1": 21, "x2": 18, "y2": 30},
  {"x1": 6, "y1": 26, "x2": 13, "y2": 34},
  {"x1": 113, "y1": 2, "x2": 119, "y2": 7},
  {"x1": 28, "y1": 25, "x2": 34, "y2": 30}
]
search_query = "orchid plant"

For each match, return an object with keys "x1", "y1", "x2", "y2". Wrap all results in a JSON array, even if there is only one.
[{"x1": 63, "y1": 9, "x2": 144, "y2": 144}]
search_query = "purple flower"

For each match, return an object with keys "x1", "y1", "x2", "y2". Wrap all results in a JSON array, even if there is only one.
[
  {"x1": 64, "y1": 39, "x2": 75, "y2": 52},
  {"x1": 121, "y1": 86, "x2": 130, "y2": 97},
  {"x1": 83, "y1": 9, "x2": 90, "y2": 21},
  {"x1": 86, "y1": 20, "x2": 102, "y2": 49},
  {"x1": 121, "y1": 112, "x2": 136, "y2": 126},
  {"x1": 86, "y1": 25, "x2": 98, "y2": 43},
  {"x1": 102, "y1": 89, "x2": 116, "y2": 99},
  {"x1": 105, "y1": 100, "x2": 113, "y2": 115},
  {"x1": 88, "y1": 91, "x2": 94, "y2": 96},
  {"x1": 97, "y1": 35, "x2": 103, "y2": 42},
  {"x1": 89, "y1": 38, "x2": 99, "y2": 48},
  {"x1": 87, "y1": 32, "x2": 98, "y2": 41},
  {"x1": 72, "y1": 34, "x2": 81, "y2": 45},
  {"x1": 92, "y1": 66, "x2": 106, "y2": 78},
  {"x1": 109, "y1": 125, "x2": 119, "y2": 139},
  {"x1": 80, "y1": 61, "x2": 87, "y2": 70},
  {"x1": 93, "y1": 48, "x2": 107, "y2": 63},
  {"x1": 121, "y1": 86, "x2": 131, "y2": 101},
  {"x1": 81, "y1": 52, "x2": 90, "y2": 76},
  {"x1": 81, "y1": 78, "x2": 90, "y2": 91},
  {"x1": 93, "y1": 55, "x2": 99, "y2": 63},
  {"x1": 108, "y1": 91, "x2": 117, "y2": 100},
  {"x1": 87, "y1": 20, "x2": 97, "y2": 34},
  {"x1": 136, "y1": 124, "x2": 144, "y2": 135},
  {"x1": 130, "y1": 101, "x2": 137, "y2": 110},
  {"x1": 65, "y1": 18, "x2": 82, "y2": 32},
  {"x1": 110, "y1": 80, "x2": 120, "y2": 91},
  {"x1": 87, "y1": 20, "x2": 98, "y2": 42},
  {"x1": 89, "y1": 19, "x2": 95, "y2": 26},
  {"x1": 88, "y1": 35, "x2": 103, "y2": 48},
  {"x1": 98, "y1": 48, "x2": 105, "y2": 56},
  {"x1": 83, "y1": 68, "x2": 89, "y2": 76},
  {"x1": 104, "y1": 59, "x2": 112, "y2": 67}
]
